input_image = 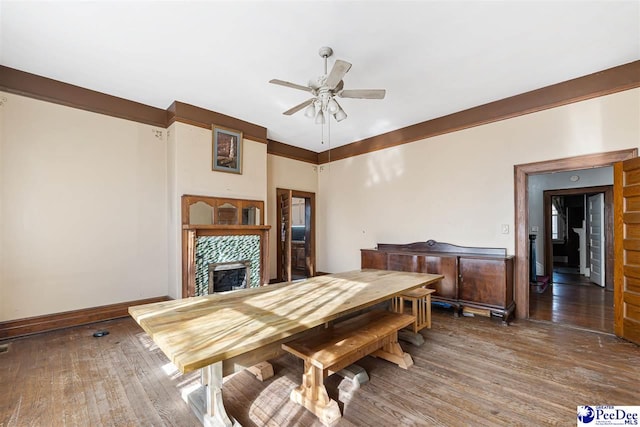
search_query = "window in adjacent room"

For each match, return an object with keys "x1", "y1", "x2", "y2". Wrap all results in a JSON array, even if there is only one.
[{"x1": 552, "y1": 204, "x2": 559, "y2": 240}]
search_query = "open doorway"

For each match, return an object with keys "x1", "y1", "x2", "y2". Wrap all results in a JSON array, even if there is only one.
[
  {"x1": 527, "y1": 169, "x2": 615, "y2": 333},
  {"x1": 276, "y1": 188, "x2": 316, "y2": 282},
  {"x1": 528, "y1": 186, "x2": 615, "y2": 333},
  {"x1": 515, "y1": 149, "x2": 637, "y2": 322},
  {"x1": 542, "y1": 187, "x2": 613, "y2": 290}
]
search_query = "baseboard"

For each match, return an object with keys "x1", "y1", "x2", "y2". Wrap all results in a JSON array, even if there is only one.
[{"x1": 0, "y1": 296, "x2": 170, "y2": 340}]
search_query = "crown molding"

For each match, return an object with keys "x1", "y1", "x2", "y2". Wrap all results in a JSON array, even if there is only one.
[
  {"x1": 2, "y1": 60, "x2": 637, "y2": 165},
  {"x1": 317, "y1": 60, "x2": 640, "y2": 164},
  {"x1": 0, "y1": 65, "x2": 168, "y2": 127},
  {"x1": 267, "y1": 139, "x2": 318, "y2": 164},
  {"x1": 0, "y1": 65, "x2": 266, "y2": 143},
  {"x1": 167, "y1": 101, "x2": 267, "y2": 143}
]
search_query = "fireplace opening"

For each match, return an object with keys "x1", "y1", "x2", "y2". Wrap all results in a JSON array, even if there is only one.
[{"x1": 208, "y1": 260, "x2": 251, "y2": 293}]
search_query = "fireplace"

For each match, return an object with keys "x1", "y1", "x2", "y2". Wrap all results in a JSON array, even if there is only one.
[
  {"x1": 208, "y1": 260, "x2": 251, "y2": 293},
  {"x1": 182, "y1": 194, "x2": 271, "y2": 297}
]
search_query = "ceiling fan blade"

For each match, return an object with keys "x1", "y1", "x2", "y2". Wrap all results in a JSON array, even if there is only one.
[
  {"x1": 283, "y1": 98, "x2": 315, "y2": 115},
  {"x1": 325, "y1": 60, "x2": 352, "y2": 89},
  {"x1": 338, "y1": 89, "x2": 386, "y2": 99},
  {"x1": 269, "y1": 79, "x2": 313, "y2": 93}
]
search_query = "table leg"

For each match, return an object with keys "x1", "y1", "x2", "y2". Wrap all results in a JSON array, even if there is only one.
[
  {"x1": 187, "y1": 362, "x2": 236, "y2": 427},
  {"x1": 204, "y1": 363, "x2": 235, "y2": 427},
  {"x1": 290, "y1": 361, "x2": 341, "y2": 427},
  {"x1": 246, "y1": 361, "x2": 274, "y2": 381}
]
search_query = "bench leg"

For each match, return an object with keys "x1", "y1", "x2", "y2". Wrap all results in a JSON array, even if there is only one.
[
  {"x1": 371, "y1": 332, "x2": 414, "y2": 369},
  {"x1": 290, "y1": 361, "x2": 341, "y2": 427}
]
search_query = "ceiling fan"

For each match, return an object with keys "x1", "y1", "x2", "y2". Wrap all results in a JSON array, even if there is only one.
[{"x1": 269, "y1": 46, "x2": 386, "y2": 124}]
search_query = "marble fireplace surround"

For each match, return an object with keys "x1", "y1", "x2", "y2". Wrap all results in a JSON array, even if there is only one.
[
  {"x1": 197, "y1": 235, "x2": 258, "y2": 296},
  {"x1": 182, "y1": 225, "x2": 270, "y2": 297}
]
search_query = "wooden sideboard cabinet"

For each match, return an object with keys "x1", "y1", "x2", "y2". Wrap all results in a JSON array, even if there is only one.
[{"x1": 361, "y1": 240, "x2": 515, "y2": 323}]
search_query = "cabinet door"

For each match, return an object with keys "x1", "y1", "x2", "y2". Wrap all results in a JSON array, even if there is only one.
[
  {"x1": 423, "y1": 256, "x2": 458, "y2": 300},
  {"x1": 388, "y1": 253, "x2": 420, "y2": 272},
  {"x1": 458, "y1": 258, "x2": 506, "y2": 308},
  {"x1": 388, "y1": 253, "x2": 457, "y2": 300},
  {"x1": 361, "y1": 250, "x2": 388, "y2": 270}
]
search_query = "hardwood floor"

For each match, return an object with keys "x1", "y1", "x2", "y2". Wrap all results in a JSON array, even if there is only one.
[
  {"x1": 1, "y1": 311, "x2": 638, "y2": 426},
  {"x1": 529, "y1": 269, "x2": 614, "y2": 334}
]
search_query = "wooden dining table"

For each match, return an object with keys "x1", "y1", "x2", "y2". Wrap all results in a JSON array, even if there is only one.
[{"x1": 129, "y1": 269, "x2": 443, "y2": 427}]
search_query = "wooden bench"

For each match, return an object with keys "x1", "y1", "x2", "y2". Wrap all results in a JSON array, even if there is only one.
[{"x1": 282, "y1": 309, "x2": 415, "y2": 426}]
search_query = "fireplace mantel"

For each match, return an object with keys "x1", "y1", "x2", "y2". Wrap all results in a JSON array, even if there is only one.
[
  {"x1": 181, "y1": 194, "x2": 271, "y2": 298},
  {"x1": 183, "y1": 225, "x2": 271, "y2": 232}
]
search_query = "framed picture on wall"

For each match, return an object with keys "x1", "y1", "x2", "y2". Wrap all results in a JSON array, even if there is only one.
[{"x1": 212, "y1": 125, "x2": 243, "y2": 174}]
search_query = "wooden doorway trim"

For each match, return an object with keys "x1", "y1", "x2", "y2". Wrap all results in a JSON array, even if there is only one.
[
  {"x1": 514, "y1": 148, "x2": 637, "y2": 319},
  {"x1": 542, "y1": 186, "x2": 614, "y2": 290},
  {"x1": 276, "y1": 188, "x2": 316, "y2": 282}
]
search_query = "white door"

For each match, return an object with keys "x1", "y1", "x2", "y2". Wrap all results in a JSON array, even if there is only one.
[{"x1": 588, "y1": 193, "x2": 605, "y2": 287}]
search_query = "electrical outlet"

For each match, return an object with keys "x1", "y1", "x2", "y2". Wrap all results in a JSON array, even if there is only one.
[{"x1": 501, "y1": 224, "x2": 509, "y2": 234}]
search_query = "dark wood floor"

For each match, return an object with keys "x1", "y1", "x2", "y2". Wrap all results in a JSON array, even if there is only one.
[
  {"x1": 529, "y1": 268, "x2": 614, "y2": 334},
  {"x1": 1, "y1": 311, "x2": 638, "y2": 426}
]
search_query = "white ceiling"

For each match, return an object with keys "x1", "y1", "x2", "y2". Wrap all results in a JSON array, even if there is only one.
[{"x1": 1, "y1": 1, "x2": 638, "y2": 152}]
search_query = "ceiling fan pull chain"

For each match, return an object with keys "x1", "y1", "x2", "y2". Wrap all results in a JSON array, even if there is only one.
[{"x1": 328, "y1": 115, "x2": 331, "y2": 166}]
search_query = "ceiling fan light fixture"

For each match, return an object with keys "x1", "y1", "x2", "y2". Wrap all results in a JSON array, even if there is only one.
[
  {"x1": 304, "y1": 102, "x2": 316, "y2": 118},
  {"x1": 334, "y1": 108, "x2": 347, "y2": 122},
  {"x1": 327, "y1": 97, "x2": 339, "y2": 114},
  {"x1": 315, "y1": 109, "x2": 325, "y2": 125}
]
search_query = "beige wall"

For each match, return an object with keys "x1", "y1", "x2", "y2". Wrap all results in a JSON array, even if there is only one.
[
  {"x1": 0, "y1": 92, "x2": 169, "y2": 321},
  {"x1": 266, "y1": 154, "x2": 318, "y2": 279},
  {"x1": 0, "y1": 95, "x2": 269, "y2": 319},
  {"x1": 317, "y1": 88, "x2": 640, "y2": 274},
  {"x1": 166, "y1": 122, "x2": 267, "y2": 298},
  {"x1": 1, "y1": 84, "x2": 638, "y2": 320}
]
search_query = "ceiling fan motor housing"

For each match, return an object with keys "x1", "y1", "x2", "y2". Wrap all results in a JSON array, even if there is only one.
[{"x1": 318, "y1": 46, "x2": 333, "y2": 58}]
